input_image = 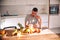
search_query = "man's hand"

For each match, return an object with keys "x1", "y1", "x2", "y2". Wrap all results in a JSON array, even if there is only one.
[{"x1": 34, "y1": 15, "x2": 41, "y2": 29}]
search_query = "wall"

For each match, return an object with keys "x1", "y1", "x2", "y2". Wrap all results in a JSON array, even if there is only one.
[
  {"x1": 0, "y1": 0, "x2": 49, "y2": 5},
  {"x1": 0, "y1": 5, "x2": 49, "y2": 15}
]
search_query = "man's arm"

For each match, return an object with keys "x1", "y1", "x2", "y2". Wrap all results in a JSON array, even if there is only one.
[
  {"x1": 38, "y1": 16, "x2": 41, "y2": 29},
  {"x1": 25, "y1": 16, "x2": 28, "y2": 27},
  {"x1": 35, "y1": 16, "x2": 41, "y2": 29},
  {"x1": 25, "y1": 15, "x2": 30, "y2": 27}
]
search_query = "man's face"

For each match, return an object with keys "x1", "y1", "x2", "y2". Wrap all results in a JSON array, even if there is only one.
[{"x1": 32, "y1": 11, "x2": 37, "y2": 16}]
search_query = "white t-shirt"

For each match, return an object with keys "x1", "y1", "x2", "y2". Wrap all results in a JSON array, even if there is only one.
[{"x1": 25, "y1": 14, "x2": 40, "y2": 28}]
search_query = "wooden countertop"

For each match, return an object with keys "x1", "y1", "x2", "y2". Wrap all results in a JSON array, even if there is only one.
[{"x1": 1, "y1": 34, "x2": 60, "y2": 40}]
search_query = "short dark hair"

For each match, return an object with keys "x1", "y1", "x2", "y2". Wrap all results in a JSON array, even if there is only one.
[{"x1": 32, "y1": 7, "x2": 38, "y2": 12}]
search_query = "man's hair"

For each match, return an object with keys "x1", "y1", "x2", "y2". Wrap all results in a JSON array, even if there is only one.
[{"x1": 32, "y1": 7, "x2": 38, "y2": 12}]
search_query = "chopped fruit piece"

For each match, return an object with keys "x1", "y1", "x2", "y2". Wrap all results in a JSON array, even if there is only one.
[
  {"x1": 12, "y1": 29, "x2": 17, "y2": 36},
  {"x1": 34, "y1": 28, "x2": 40, "y2": 33},
  {"x1": 17, "y1": 31, "x2": 21, "y2": 37},
  {"x1": 30, "y1": 28, "x2": 35, "y2": 33},
  {"x1": 23, "y1": 28, "x2": 30, "y2": 33},
  {"x1": 0, "y1": 30, "x2": 5, "y2": 36},
  {"x1": 37, "y1": 29, "x2": 40, "y2": 33}
]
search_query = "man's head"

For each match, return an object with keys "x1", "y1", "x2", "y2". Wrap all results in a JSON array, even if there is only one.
[{"x1": 32, "y1": 7, "x2": 38, "y2": 16}]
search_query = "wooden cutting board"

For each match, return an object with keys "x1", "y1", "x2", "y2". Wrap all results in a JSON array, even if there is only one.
[{"x1": 1, "y1": 34, "x2": 60, "y2": 40}]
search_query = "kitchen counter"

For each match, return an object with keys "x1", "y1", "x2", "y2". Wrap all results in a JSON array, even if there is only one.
[
  {"x1": 1, "y1": 34, "x2": 60, "y2": 40},
  {"x1": 1, "y1": 28, "x2": 60, "y2": 40}
]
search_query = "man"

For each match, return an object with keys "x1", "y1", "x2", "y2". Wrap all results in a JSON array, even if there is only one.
[{"x1": 25, "y1": 7, "x2": 41, "y2": 29}]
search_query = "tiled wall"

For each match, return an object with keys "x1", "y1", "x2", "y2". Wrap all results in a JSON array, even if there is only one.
[
  {"x1": 0, "y1": 5, "x2": 49, "y2": 15},
  {"x1": 0, "y1": 0, "x2": 49, "y2": 5},
  {"x1": 0, "y1": 0, "x2": 49, "y2": 15}
]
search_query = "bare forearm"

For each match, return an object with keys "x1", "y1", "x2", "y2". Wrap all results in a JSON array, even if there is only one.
[{"x1": 38, "y1": 18, "x2": 41, "y2": 29}]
